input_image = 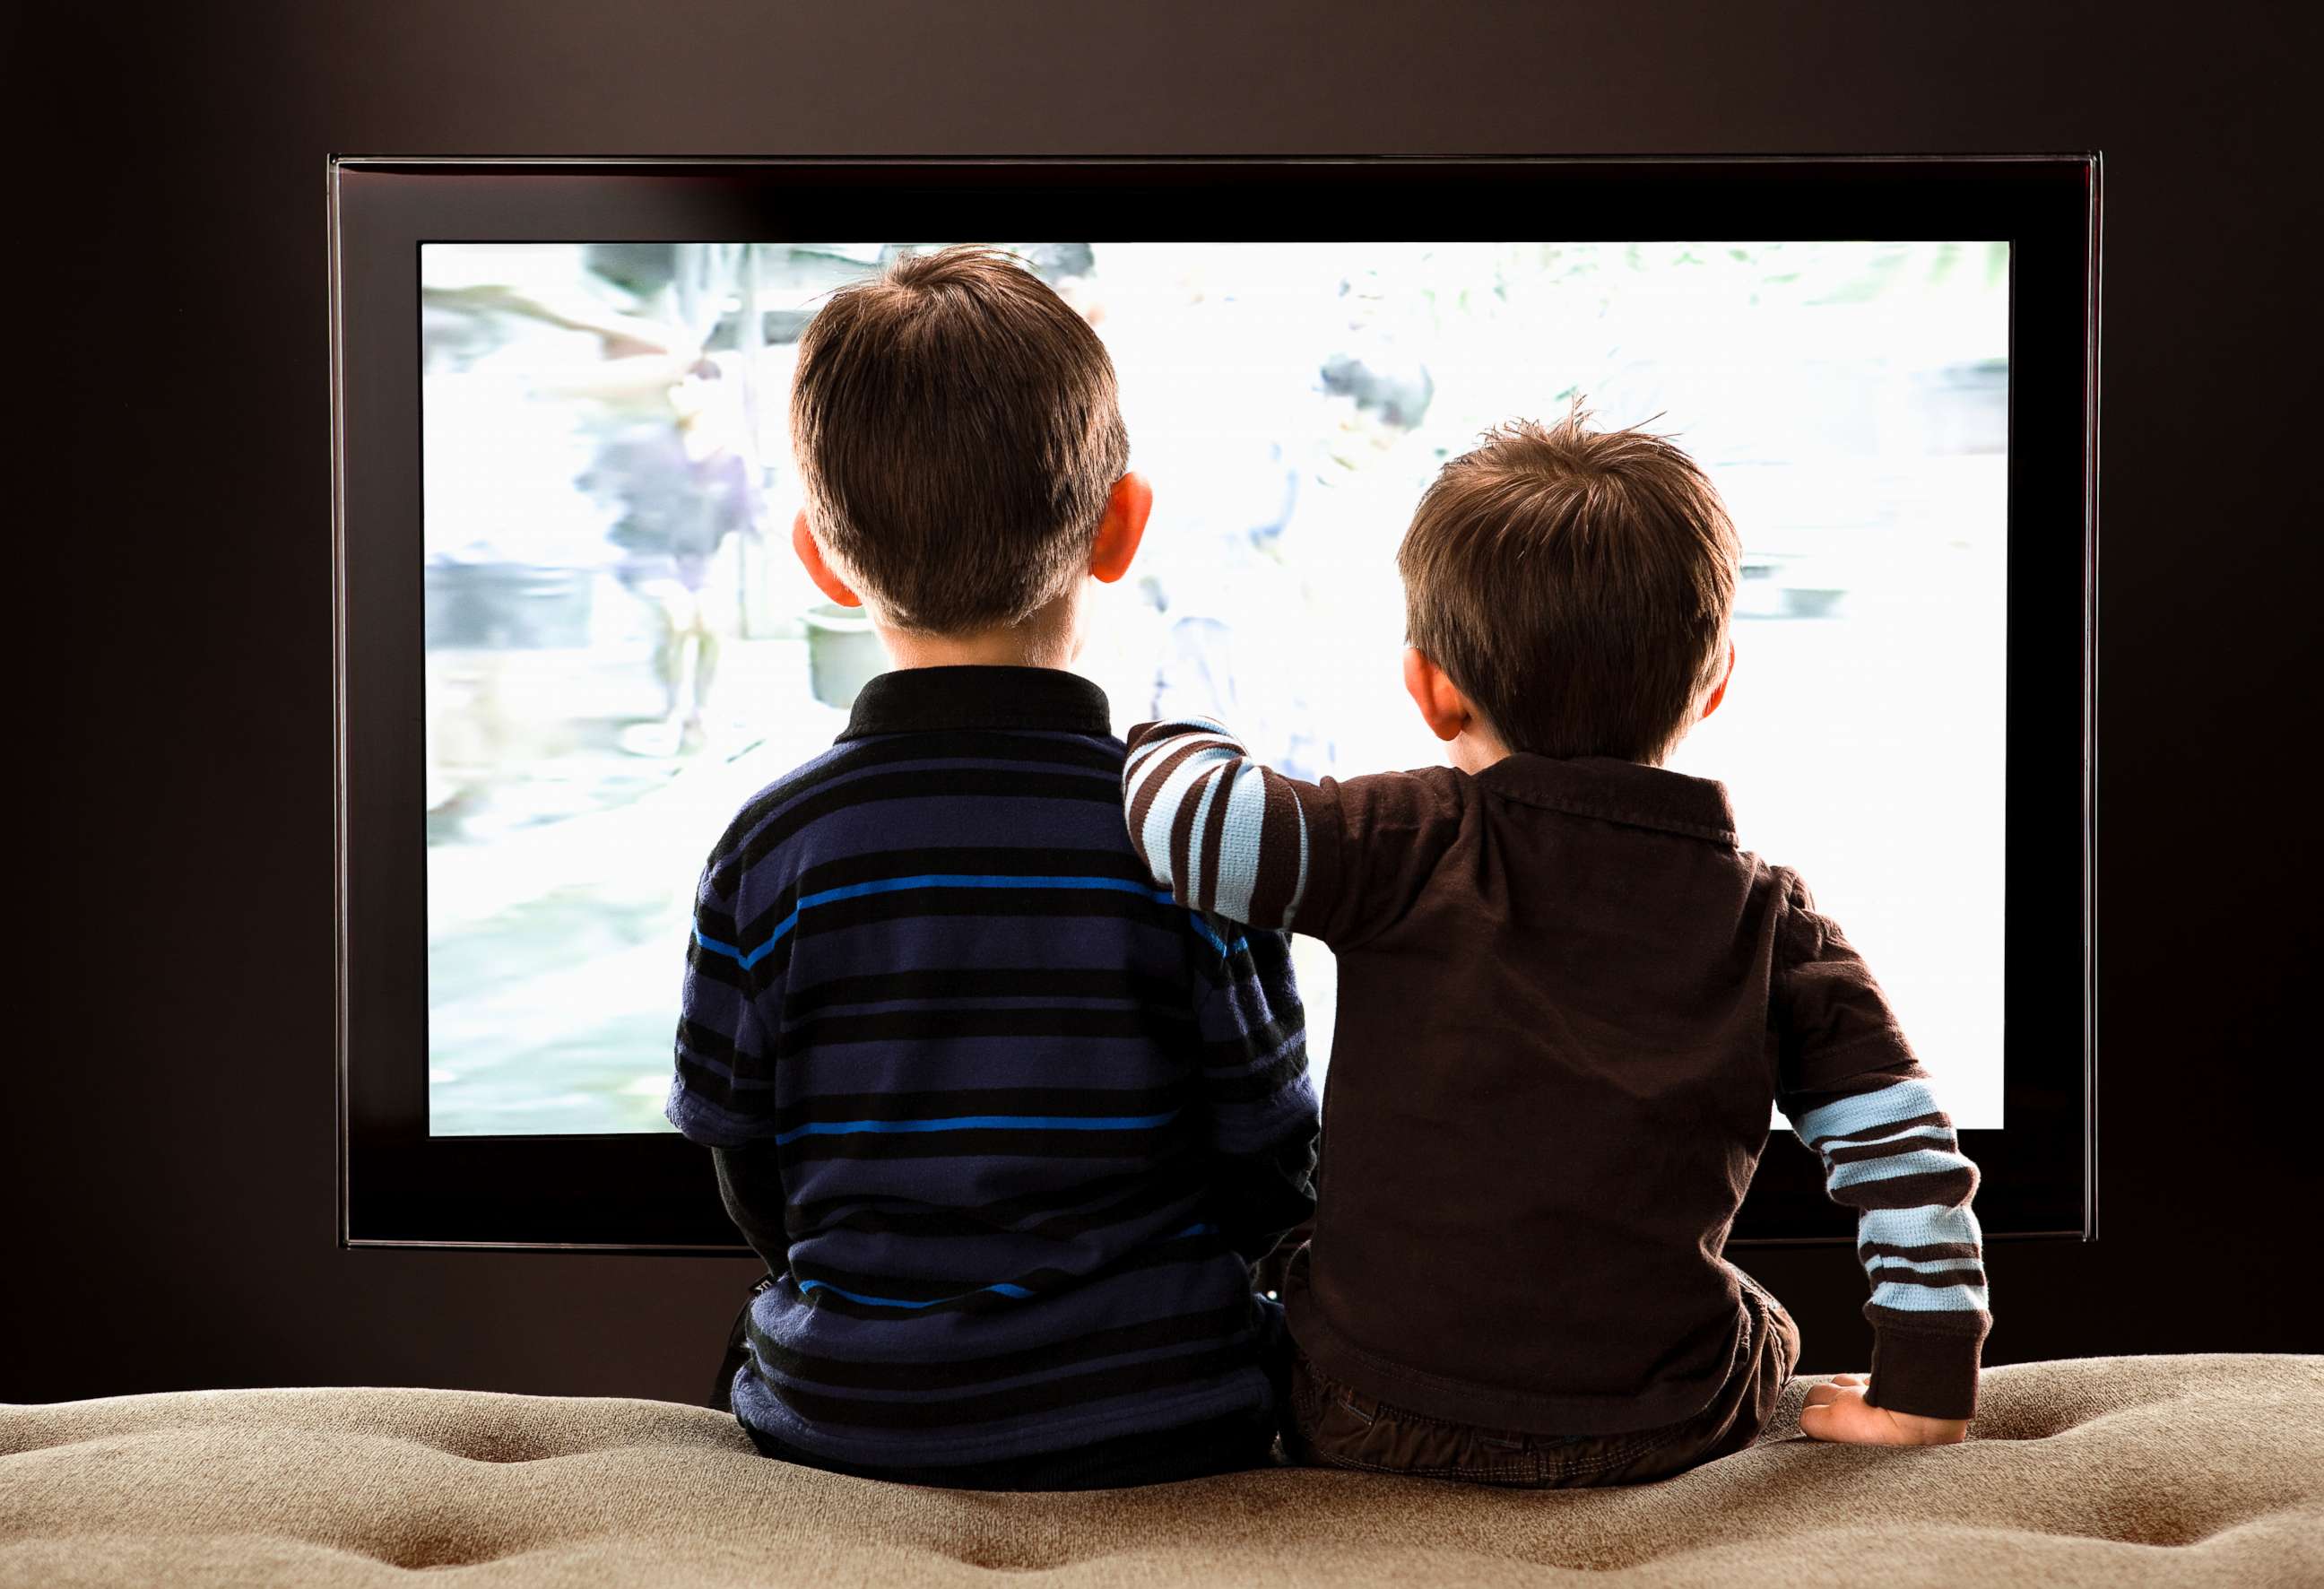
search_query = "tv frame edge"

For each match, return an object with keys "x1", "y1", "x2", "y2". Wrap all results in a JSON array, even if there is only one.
[{"x1": 329, "y1": 154, "x2": 2100, "y2": 1254}]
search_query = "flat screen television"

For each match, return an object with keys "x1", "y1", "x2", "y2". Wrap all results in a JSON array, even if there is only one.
[{"x1": 331, "y1": 156, "x2": 2098, "y2": 1250}]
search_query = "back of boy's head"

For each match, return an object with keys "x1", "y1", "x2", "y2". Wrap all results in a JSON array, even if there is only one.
[
  {"x1": 1397, "y1": 404, "x2": 1741, "y2": 764},
  {"x1": 789, "y1": 245, "x2": 1129, "y2": 633}
]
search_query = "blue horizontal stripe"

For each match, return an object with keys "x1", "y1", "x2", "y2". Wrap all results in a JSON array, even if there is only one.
[
  {"x1": 695, "y1": 923, "x2": 796, "y2": 971},
  {"x1": 1186, "y1": 915, "x2": 1249, "y2": 959},
  {"x1": 693, "y1": 930, "x2": 753, "y2": 964},
  {"x1": 773, "y1": 1110, "x2": 1181, "y2": 1147},
  {"x1": 698, "y1": 874, "x2": 1208, "y2": 971},
  {"x1": 797, "y1": 1279, "x2": 1036, "y2": 1309}
]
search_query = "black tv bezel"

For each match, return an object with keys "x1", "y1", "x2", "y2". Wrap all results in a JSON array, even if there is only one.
[{"x1": 332, "y1": 155, "x2": 2098, "y2": 1252}]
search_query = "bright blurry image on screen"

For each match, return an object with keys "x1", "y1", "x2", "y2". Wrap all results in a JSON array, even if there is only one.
[{"x1": 420, "y1": 239, "x2": 2009, "y2": 1136}]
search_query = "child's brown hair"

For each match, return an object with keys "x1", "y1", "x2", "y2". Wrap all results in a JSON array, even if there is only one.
[
  {"x1": 789, "y1": 246, "x2": 1129, "y2": 633},
  {"x1": 1396, "y1": 404, "x2": 1741, "y2": 764}
]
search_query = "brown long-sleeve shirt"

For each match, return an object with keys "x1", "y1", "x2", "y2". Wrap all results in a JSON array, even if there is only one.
[{"x1": 1123, "y1": 717, "x2": 1990, "y2": 1429}]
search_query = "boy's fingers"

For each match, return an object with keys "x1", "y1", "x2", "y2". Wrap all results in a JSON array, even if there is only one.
[
  {"x1": 1800, "y1": 1399, "x2": 1878, "y2": 1444},
  {"x1": 1800, "y1": 1374, "x2": 1869, "y2": 1409},
  {"x1": 1799, "y1": 1388, "x2": 1910, "y2": 1446}
]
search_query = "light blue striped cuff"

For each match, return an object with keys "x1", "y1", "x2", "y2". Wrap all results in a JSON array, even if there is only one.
[
  {"x1": 1791, "y1": 1077, "x2": 1945, "y2": 1149},
  {"x1": 1860, "y1": 1203, "x2": 1986, "y2": 1252},
  {"x1": 1869, "y1": 1279, "x2": 1990, "y2": 1314}
]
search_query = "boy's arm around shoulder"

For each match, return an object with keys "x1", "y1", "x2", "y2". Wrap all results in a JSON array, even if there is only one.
[
  {"x1": 1122, "y1": 715, "x2": 1469, "y2": 943},
  {"x1": 1772, "y1": 868, "x2": 1986, "y2": 1444}
]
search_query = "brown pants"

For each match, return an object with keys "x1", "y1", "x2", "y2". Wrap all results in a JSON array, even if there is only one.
[{"x1": 1284, "y1": 1272, "x2": 1800, "y2": 1488}]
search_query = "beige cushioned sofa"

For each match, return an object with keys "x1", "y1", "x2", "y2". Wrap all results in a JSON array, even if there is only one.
[{"x1": 5, "y1": 1354, "x2": 2320, "y2": 1586}]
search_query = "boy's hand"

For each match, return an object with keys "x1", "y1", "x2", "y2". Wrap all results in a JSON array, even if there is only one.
[{"x1": 1799, "y1": 1375, "x2": 1970, "y2": 1446}]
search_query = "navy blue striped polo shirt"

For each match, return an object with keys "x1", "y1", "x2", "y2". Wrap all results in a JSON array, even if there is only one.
[{"x1": 667, "y1": 665, "x2": 1321, "y2": 1471}]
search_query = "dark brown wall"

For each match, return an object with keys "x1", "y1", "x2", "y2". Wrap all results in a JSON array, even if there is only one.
[{"x1": 16, "y1": 0, "x2": 2316, "y2": 1402}]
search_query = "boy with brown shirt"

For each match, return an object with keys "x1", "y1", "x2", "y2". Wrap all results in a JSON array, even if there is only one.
[{"x1": 1123, "y1": 408, "x2": 1989, "y2": 1485}]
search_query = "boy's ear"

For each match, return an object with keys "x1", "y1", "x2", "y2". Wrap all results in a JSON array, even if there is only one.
[
  {"x1": 792, "y1": 510, "x2": 863, "y2": 607},
  {"x1": 1402, "y1": 647, "x2": 1471, "y2": 743},
  {"x1": 1088, "y1": 473, "x2": 1153, "y2": 584},
  {"x1": 1700, "y1": 641, "x2": 1738, "y2": 721}
]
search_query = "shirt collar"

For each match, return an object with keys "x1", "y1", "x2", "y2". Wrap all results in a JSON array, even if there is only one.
[
  {"x1": 1474, "y1": 753, "x2": 1739, "y2": 846},
  {"x1": 837, "y1": 665, "x2": 1114, "y2": 741}
]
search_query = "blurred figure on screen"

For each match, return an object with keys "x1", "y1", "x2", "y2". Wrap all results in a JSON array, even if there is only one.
[
  {"x1": 579, "y1": 358, "x2": 758, "y2": 756},
  {"x1": 446, "y1": 259, "x2": 766, "y2": 760}
]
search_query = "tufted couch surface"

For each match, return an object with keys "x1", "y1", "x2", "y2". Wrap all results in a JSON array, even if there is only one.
[{"x1": 5, "y1": 1354, "x2": 2321, "y2": 1586}]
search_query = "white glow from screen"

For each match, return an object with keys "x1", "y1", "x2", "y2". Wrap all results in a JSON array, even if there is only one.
[{"x1": 420, "y1": 239, "x2": 2007, "y2": 1135}]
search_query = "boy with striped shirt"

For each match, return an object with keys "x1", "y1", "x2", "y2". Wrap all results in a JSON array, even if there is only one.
[
  {"x1": 669, "y1": 248, "x2": 1319, "y2": 1488},
  {"x1": 1125, "y1": 408, "x2": 1989, "y2": 1485}
]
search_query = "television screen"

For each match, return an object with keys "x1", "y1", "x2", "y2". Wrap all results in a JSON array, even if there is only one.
[
  {"x1": 333, "y1": 158, "x2": 2093, "y2": 1248},
  {"x1": 418, "y1": 237, "x2": 2010, "y2": 1137}
]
